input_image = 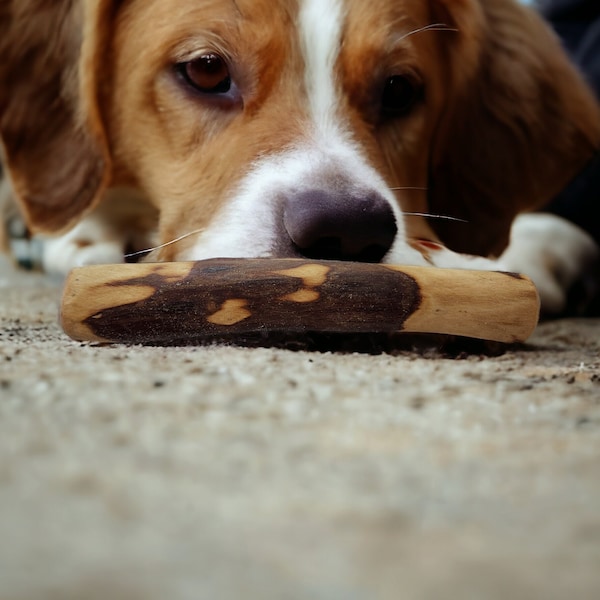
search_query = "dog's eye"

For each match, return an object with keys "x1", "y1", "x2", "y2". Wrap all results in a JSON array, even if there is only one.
[
  {"x1": 381, "y1": 75, "x2": 422, "y2": 117},
  {"x1": 178, "y1": 54, "x2": 231, "y2": 94}
]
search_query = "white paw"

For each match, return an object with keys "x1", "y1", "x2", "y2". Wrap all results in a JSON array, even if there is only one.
[
  {"x1": 41, "y1": 217, "x2": 125, "y2": 276},
  {"x1": 500, "y1": 213, "x2": 599, "y2": 314}
]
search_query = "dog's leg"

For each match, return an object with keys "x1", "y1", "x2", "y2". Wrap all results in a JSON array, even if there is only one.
[
  {"x1": 40, "y1": 190, "x2": 157, "y2": 276},
  {"x1": 500, "y1": 213, "x2": 599, "y2": 315},
  {"x1": 41, "y1": 214, "x2": 127, "y2": 276},
  {"x1": 1, "y1": 175, "x2": 128, "y2": 273}
]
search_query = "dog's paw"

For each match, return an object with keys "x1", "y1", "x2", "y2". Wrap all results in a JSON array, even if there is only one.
[
  {"x1": 406, "y1": 239, "x2": 500, "y2": 271},
  {"x1": 500, "y1": 213, "x2": 599, "y2": 315},
  {"x1": 41, "y1": 217, "x2": 125, "y2": 276}
]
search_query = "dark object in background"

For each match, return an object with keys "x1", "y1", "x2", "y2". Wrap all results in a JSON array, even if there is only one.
[
  {"x1": 540, "y1": 0, "x2": 600, "y2": 101},
  {"x1": 538, "y1": 0, "x2": 600, "y2": 245},
  {"x1": 538, "y1": 0, "x2": 600, "y2": 314}
]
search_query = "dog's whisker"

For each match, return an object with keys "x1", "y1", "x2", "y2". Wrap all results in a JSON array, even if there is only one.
[
  {"x1": 124, "y1": 228, "x2": 205, "y2": 259},
  {"x1": 389, "y1": 186, "x2": 429, "y2": 191},
  {"x1": 398, "y1": 23, "x2": 459, "y2": 42},
  {"x1": 403, "y1": 212, "x2": 468, "y2": 223},
  {"x1": 389, "y1": 188, "x2": 466, "y2": 222}
]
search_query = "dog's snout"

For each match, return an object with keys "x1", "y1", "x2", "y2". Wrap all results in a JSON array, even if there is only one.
[{"x1": 283, "y1": 190, "x2": 397, "y2": 262}]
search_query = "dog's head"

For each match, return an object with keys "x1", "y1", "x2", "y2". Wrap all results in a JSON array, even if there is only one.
[{"x1": 1, "y1": 0, "x2": 599, "y2": 265}]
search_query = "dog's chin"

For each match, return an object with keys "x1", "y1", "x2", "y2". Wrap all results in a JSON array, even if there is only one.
[
  {"x1": 174, "y1": 238, "x2": 308, "y2": 263},
  {"x1": 174, "y1": 228, "x2": 432, "y2": 267}
]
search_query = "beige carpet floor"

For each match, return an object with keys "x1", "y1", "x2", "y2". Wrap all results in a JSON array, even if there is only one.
[{"x1": 1, "y1": 256, "x2": 599, "y2": 600}]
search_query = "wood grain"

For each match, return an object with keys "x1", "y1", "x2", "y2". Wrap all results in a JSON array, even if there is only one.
[{"x1": 60, "y1": 258, "x2": 540, "y2": 345}]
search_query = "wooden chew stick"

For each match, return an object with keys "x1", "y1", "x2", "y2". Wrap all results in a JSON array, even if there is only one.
[{"x1": 60, "y1": 258, "x2": 540, "y2": 345}]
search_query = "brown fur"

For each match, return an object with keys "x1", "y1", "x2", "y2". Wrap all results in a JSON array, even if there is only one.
[{"x1": 0, "y1": 0, "x2": 599, "y2": 260}]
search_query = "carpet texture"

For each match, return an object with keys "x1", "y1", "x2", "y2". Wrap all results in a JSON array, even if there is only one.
[{"x1": 1, "y1": 256, "x2": 599, "y2": 600}]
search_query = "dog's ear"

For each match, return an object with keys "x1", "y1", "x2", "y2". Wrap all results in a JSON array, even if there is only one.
[
  {"x1": 0, "y1": 0, "x2": 113, "y2": 234},
  {"x1": 428, "y1": 0, "x2": 600, "y2": 256}
]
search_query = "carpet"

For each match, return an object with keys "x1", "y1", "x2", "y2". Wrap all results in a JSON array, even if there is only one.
[{"x1": 1, "y1": 256, "x2": 599, "y2": 599}]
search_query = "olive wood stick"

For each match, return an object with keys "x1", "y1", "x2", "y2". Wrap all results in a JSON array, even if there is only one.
[{"x1": 60, "y1": 258, "x2": 540, "y2": 344}]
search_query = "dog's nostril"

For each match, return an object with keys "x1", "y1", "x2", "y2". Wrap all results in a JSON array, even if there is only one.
[{"x1": 283, "y1": 190, "x2": 397, "y2": 262}]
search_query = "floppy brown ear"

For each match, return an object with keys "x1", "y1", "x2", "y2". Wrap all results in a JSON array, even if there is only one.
[
  {"x1": 0, "y1": 0, "x2": 112, "y2": 234},
  {"x1": 428, "y1": 0, "x2": 600, "y2": 256}
]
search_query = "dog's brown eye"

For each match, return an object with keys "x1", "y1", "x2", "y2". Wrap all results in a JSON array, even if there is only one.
[
  {"x1": 381, "y1": 75, "x2": 422, "y2": 117},
  {"x1": 179, "y1": 53, "x2": 231, "y2": 94}
]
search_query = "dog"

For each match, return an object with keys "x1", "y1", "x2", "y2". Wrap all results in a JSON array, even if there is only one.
[{"x1": 1, "y1": 0, "x2": 599, "y2": 315}]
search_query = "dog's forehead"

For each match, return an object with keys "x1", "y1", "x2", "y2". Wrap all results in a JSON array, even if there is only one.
[{"x1": 119, "y1": 0, "x2": 427, "y2": 51}]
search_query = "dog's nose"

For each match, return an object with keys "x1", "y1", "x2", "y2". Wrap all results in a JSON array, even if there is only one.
[{"x1": 283, "y1": 190, "x2": 397, "y2": 262}]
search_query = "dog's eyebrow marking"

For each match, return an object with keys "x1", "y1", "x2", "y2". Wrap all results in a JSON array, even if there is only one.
[{"x1": 299, "y1": 0, "x2": 344, "y2": 133}]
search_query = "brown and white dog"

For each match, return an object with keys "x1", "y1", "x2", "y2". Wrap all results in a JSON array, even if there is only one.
[{"x1": 1, "y1": 0, "x2": 599, "y2": 314}]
